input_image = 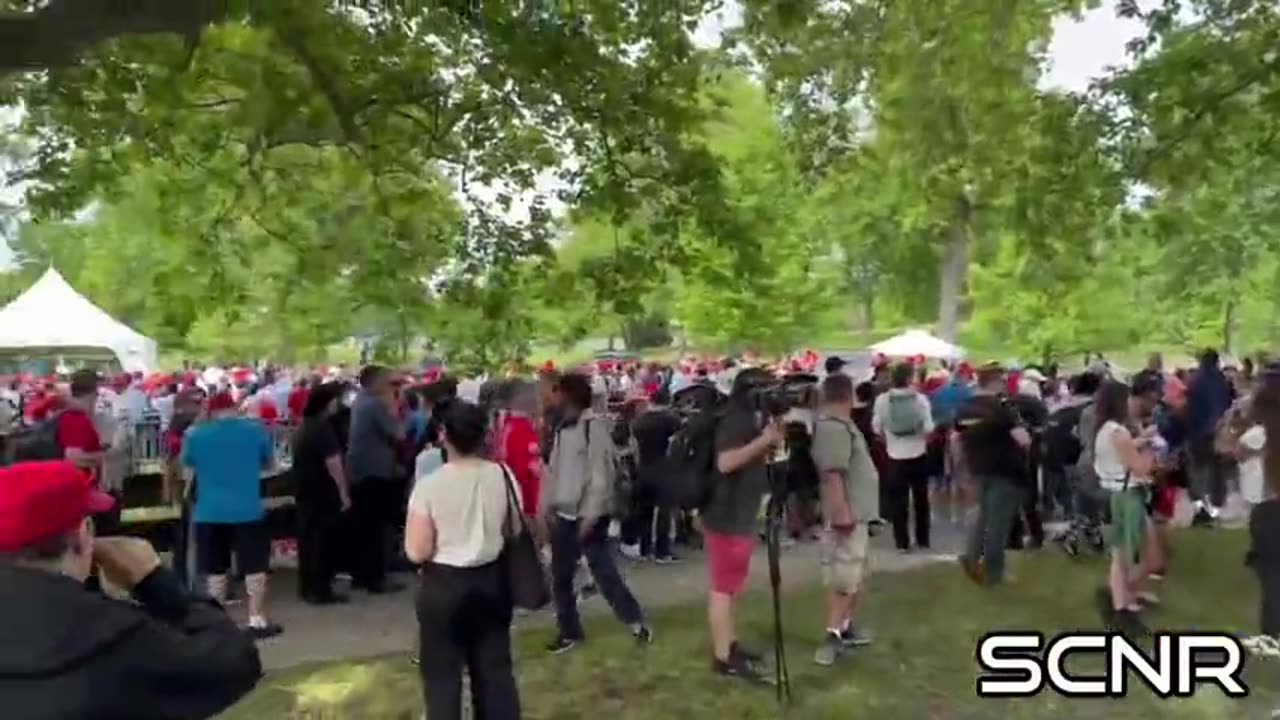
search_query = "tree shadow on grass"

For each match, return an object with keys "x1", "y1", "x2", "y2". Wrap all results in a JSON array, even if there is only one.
[{"x1": 222, "y1": 531, "x2": 1278, "y2": 719}]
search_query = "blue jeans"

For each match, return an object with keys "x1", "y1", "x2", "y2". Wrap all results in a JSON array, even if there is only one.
[
  {"x1": 550, "y1": 516, "x2": 645, "y2": 640},
  {"x1": 964, "y1": 478, "x2": 1024, "y2": 585}
]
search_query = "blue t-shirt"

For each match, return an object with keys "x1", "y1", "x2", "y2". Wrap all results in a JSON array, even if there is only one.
[
  {"x1": 406, "y1": 410, "x2": 428, "y2": 446},
  {"x1": 930, "y1": 381, "x2": 975, "y2": 427},
  {"x1": 182, "y1": 417, "x2": 273, "y2": 524}
]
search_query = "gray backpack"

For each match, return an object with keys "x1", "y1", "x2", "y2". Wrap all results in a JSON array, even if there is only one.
[
  {"x1": 886, "y1": 392, "x2": 925, "y2": 437},
  {"x1": 1074, "y1": 402, "x2": 1099, "y2": 488}
]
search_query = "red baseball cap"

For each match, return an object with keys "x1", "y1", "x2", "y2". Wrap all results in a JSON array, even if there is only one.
[
  {"x1": 207, "y1": 392, "x2": 237, "y2": 412},
  {"x1": 0, "y1": 461, "x2": 115, "y2": 552}
]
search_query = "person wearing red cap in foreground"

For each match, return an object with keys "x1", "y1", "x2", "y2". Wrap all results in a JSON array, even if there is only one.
[
  {"x1": 0, "y1": 461, "x2": 261, "y2": 719},
  {"x1": 182, "y1": 392, "x2": 283, "y2": 639}
]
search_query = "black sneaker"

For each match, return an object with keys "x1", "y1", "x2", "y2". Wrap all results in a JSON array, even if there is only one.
[
  {"x1": 1192, "y1": 509, "x2": 1215, "y2": 528},
  {"x1": 634, "y1": 625, "x2": 655, "y2": 645},
  {"x1": 546, "y1": 636, "x2": 579, "y2": 655},
  {"x1": 839, "y1": 624, "x2": 875, "y2": 648},
  {"x1": 714, "y1": 652, "x2": 770, "y2": 684},
  {"x1": 246, "y1": 622, "x2": 284, "y2": 641},
  {"x1": 731, "y1": 642, "x2": 764, "y2": 665},
  {"x1": 1113, "y1": 609, "x2": 1151, "y2": 637}
]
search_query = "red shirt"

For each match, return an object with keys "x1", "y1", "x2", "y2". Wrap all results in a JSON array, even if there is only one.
[
  {"x1": 497, "y1": 414, "x2": 541, "y2": 515},
  {"x1": 55, "y1": 408, "x2": 102, "y2": 454},
  {"x1": 287, "y1": 388, "x2": 309, "y2": 419},
  {"x1": 258, "y1": 399, "x2": 279, "y2": 424},
  {"x1": 26, "y1": 393, "x2": 63, "y2": 423}
]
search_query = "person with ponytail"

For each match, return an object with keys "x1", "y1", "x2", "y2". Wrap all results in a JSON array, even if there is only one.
[{"x1": 1245, "y1": 368, "x2": 1280, "y2": 656}]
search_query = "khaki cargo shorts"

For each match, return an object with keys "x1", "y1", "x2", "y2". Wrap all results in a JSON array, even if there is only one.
[{"x1": 820, "y1": 523, "x2": 870, "y2": 595}]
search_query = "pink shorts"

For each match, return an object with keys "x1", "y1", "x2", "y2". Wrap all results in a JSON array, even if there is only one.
[{"x1": 705, "y1": 530, "x2": 755, "y2": 596}]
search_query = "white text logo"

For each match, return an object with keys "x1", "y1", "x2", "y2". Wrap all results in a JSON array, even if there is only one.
[{"x1": 976, "y1": 632, "x2": 1248, "y2": 698}]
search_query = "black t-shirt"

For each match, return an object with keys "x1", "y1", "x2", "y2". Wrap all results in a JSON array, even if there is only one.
[
  {"x1": 293, "y1": 418, "x2": 343, "y2": 511},
  {"x1": 632, "y1": 408, "x2": 681, "y2": 467},
  {"x1": 957, "y1": 394, "x2": 1026, "y2": 482},
  {"x1": 702, "y1": 405, "x2": 769, "y2": 537}
]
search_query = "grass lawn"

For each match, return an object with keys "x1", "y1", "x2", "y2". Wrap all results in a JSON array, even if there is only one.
[{"x1": 222, "y1": 531, "x2": 1278, "y2": 719}]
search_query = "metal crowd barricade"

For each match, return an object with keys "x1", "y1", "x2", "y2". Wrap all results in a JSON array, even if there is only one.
[
  {"x1": 117, "y1": 416, "x2": 297, "y2": 526},
  {"x1": 126, "y1": 413, "x2": 166, "y2": 478},
  {"x1": 269, "y1": 422, "x2": 293, "y2": 471}
]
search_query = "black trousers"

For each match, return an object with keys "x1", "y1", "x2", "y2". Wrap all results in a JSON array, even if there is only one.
[
  {"x1": 551, "y1": 516, "x2": 644, "y2": 640},
  {"x1": 416, "y1": 561, "x2": 520, "y2": 720},
  {"x1": 351, "y1": 479, "x2": 396, "y2": 589},
  {"x1": 1250, "y1": 500, "x2": 1280, "y2": 636},
  {"x1": 887, "y1": 455, "x2": 931, "y2": 550},
  {"x1": 620, "y1": 470, "x2": 673, "y2": 558},
  {"x1": 297, "y1": 500, "x2": 342, "y2": 599}
]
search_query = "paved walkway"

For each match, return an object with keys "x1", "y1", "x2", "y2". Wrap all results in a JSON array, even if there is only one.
[{"x1": 248, "y1": 518, "x2": 969, "y2": 671}]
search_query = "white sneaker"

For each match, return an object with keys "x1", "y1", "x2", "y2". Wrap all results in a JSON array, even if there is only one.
[{"x1": 620, "y1": 543, "x2": 642, "y2": 560}]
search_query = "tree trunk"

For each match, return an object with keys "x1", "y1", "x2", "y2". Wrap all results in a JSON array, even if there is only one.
[
  {"x1": 862, "y1": 293, "x2": 875, "y2": 332},
  {"x1": 397, "y1": 312, "x2": 409, "y2": 363},
  {"x1": 936, "y1": 206, "x2": 971, "y2": 343},
  {"x1": 1222, "y1": 299, "x2": 1236, "y2": 357}
]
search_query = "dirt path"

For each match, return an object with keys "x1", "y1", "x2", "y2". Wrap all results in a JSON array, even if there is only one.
[{"x1": 246, "y1": 519, "x2": 969, "y2": 671}]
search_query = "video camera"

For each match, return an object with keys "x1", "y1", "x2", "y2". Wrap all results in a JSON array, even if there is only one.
[
  {"x1": 746, "y1": 373, "x2": 819, "y2": 419},
  {"x1": 671, "y1": 382, "x2": 725, "y2": 417}
]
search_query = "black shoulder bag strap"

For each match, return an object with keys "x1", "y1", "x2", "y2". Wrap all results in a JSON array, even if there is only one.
[{"x1": 497, "y1": 462, "x2": 522, "y2": 538}]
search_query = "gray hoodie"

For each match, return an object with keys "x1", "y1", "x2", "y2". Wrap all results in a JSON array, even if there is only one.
[{"x1": 542, "y1": 410, "x2": 614, "y2": 521}]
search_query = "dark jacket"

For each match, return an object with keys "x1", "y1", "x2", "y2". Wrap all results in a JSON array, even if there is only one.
[
  {"x1": 0, "y1": 565, "x2": 261, "y2": 720},
  {"x1": 1187, "y1": 360, "x2": 1232, "y2": 438}
]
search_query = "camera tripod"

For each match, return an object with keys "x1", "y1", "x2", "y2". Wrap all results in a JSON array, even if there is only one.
[{"x1": 764, "y1": 462, "x2": 792, "y2": 704}]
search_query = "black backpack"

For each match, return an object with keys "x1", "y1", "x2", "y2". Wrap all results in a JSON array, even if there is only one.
[
  {"x1": 12, "y1": 412, "x2": 66, "y2": 464},
  {"x1": 656, "y1": 409, "x2": 722, "y2": 511},
  {"x1": 1042, "y1": 403, "x2": 1085, "y2": 471}
]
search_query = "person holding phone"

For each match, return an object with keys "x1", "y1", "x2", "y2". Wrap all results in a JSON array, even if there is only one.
[{"x1": 0, "y1": 461, "x2": 261, "y2": 719}]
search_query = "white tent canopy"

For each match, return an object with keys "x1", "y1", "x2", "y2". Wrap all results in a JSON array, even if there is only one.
[
  {"x1": 870, "y1": 329, "x2": 964, "y2": 361},
  {"x1": 0, "y1": 268, "x2": 157, "y2": 372}
]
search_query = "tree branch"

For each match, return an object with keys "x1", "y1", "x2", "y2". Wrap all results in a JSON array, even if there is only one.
[
  {"x1": 0, "y1": 0, "x2": 230, "y2": 72},
  {"x1": 1132, "y1": 56, "x2": 1280, "y2": 177},
  {"x1": 276, "y1": 29, "x2": 362, "y2": 145}
]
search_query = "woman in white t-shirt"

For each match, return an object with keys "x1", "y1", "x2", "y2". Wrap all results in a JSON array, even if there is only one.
[
  {"x1": 1238, "y1": 423, "x2": 1268, "y2": 507},
  {"x1": 404, "y1": 402, "x2": 520, "y2": 720},
  {"x1": 1092, "y1": 380, "x2": 1158, "y2": 635}
]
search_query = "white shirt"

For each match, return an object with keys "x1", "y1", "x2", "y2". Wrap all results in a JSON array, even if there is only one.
[
  {"x1": 202, "y1": 367, "x2": 225, "y2": 389},
  {"x1": 871, "y1": 389, "x2": 934, "y2": 460},
  {"x1": 1094, "y1": 420, "x2": 1145, "y2": 490},
  {"x1": 457, "y1": 377, "x2": 483, "y2": 404},
  {"x1": 120, "y1": 385, "x2": 149, "y2": 423},
  {"x1": 407, "y1": 459, "x2": 513, "y2": 567},
  {"x1": 1240, "y1": 425, "x2": 1267, "y2": 504},
  {"x1": 153, "y1": 394, "x2": 175, "y2": 430}
]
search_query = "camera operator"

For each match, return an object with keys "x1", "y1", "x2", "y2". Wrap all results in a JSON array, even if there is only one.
[
  {"x1": 705, "y1": 368, "x2": 784, "y2": 682},
  {"x1": 811, "y1": 374, "x2": 878, "y2": 667}
]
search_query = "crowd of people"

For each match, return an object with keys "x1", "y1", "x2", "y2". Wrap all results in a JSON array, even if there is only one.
[{"x1": 1, "y1": 346, "x2": 1278, "y2": 718}]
